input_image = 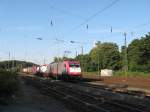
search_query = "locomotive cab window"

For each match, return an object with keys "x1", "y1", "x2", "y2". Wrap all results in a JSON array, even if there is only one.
[
  {"x1": 75, "y1": 64, "x2": 80, "y2": 67},
  {"x1": 69, "y1": 64, "x2": 80, "y2": 67}
]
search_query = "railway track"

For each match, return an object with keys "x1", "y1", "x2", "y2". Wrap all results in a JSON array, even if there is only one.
[
  {"x1": 50, "y1": 80, "x2": 150, "y2": 111},
  {"x1": 22, "y1": 76, "x2": 150, "y2": 112},
  {"x1": 71, "y1": 79, "x2": 150, "y2": 98}
]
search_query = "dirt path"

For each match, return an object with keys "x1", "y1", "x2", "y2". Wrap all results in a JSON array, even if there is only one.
[
  {"x1": 83, "y1": 74, "x2": 150, "y2": 95},
  {"x1": 0, "y1": 77, "x2": 73, "y2": 112},
  {"x1": 98, "y1": 76, "x2": 150, "y2": 89}
]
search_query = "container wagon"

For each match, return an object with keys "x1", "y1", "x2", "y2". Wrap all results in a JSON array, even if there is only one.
[{"x1": 36, "y1": 64, "x2": 49, "y2": 77}]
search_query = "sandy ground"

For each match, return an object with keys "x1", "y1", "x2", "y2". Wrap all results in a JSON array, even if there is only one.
[
  {"x1": 0, "y1": 77, "x2": 73, "y2": 112},
  {"x1": 100, "y1": 76, "x2": 150, "y2": 89},
  {"x1": 83, "y1": 75, "x2": 150, "y2": 93}
]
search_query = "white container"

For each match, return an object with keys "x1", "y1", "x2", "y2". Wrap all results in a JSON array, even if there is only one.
[
  {"x1": 101, "y1": 69, "x2": 113, "y2": 76},
  {"x1": 40, "y1": 65, "x2": 48, "y2": 73},
  {"x1": 23, "y1": 68, "x2": 27, "y2": 72}
]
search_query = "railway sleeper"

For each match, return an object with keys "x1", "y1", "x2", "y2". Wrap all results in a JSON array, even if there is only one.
[
  {"x1": 35, "y1": 83, "x2": 110, "y2": 112},
  {"x1": 23, "y1": 76, "x2": 150, "y2": 112},
  {"x1": 40, "y1": 81, "x2": 146, "y2": 112}
]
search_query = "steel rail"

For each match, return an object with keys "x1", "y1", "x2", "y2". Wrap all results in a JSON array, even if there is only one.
[{"x1": 23, "y1": 76, "x2": 149, "y2": 112}]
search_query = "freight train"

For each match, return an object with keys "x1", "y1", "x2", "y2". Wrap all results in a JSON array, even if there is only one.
[
  {"x1": 22, "y1": 66, "x2": 37, "y2": 74},
  {"x1": 22, "y1": 60, "x2": 82, "y2": 79},
  {"x1": 49, "y1": 60, "x2": 82, "y2": 79}
]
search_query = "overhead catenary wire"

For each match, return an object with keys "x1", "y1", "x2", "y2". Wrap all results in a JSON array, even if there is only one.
[
  {"x1": 50, "y1": 6, "x2": 85, "y2": 20},
  {"x1": 113, "y1": 21, "x2": 150, "y2": 43},
  {"x1": 49, "y1": 0, "x2": 120, "y2": 38},
  {"x1": 132, "y1": 22, "x2": 150, "y2": 29},
  {"x1": 49, "y1": 18, "x2": 66, "y2": 63},
  {"x1": 49, "y1": 6, "x2": 63, "y2": 40},
  {"x1": 49, "y1": 0, "x2": 149, "y2": 35},
  {"x1": 104, "y1": 20, "x2": 150, "y2": 36},
  {"x1": 49, "y1": 19, "x2": 65, "y2": 43},
  {"x1": 49, "y1": 1, "x2": 150, "y2": 57},
  {"x1": 122, "y1": 21, "x2": 150, "y2": 35},
  {"x1": 69, "y1": 0, "x2": 120, "y2": 32}
]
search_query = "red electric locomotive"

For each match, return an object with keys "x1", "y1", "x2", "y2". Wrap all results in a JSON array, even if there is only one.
[{"x1": 48, "y1": 60, "x2": 82, "y2": 79}]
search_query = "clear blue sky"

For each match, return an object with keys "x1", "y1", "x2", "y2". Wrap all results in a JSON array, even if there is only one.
[{"x1": 0, "y1": 0, "x2": 150, "y2": 64}]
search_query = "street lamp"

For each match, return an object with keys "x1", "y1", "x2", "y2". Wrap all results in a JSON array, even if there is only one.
[
  {"x1": 70, "y1": 41, "x2": 84, "y2": 55},
  {"x1": 64, "y1": 50, "x2": 71, "y2": 58}
]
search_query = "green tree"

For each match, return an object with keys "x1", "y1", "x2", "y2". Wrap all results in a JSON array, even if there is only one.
[
  {"x1": 90, "y1": 42, "x2": 121, "y2": 70},
  {"x1": 128, "y1": 32, "x2": 150, "y2": 72},
  {"x1": 53, "y1": 57, "x2": 74, "y2": 62},
  {"x1": 75, "y1": 54, "x2": 93, "y2": 72}
]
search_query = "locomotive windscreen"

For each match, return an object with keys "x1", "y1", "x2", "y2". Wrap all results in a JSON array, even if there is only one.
[{"x1": 69, "y1": 64, "x2": 80, "y2": 67}]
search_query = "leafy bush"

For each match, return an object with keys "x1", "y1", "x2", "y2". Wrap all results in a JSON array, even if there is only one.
[{"x1": 0, "y1": 71, "x2": 19, "y2": 104}]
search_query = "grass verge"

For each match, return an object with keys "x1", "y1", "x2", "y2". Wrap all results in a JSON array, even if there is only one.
[
  {"x1": 83, "y1": 71, "x2": 150, "y2": 77},
  {"x1": 0, "y1": 70, "x2": 20, "y2": 105}
]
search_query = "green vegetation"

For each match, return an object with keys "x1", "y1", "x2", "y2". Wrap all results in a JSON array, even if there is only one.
[
  {"x1": 128, "y1": 32, "x2": 150, "y2": 72},
  {"x1": 76, "y1": 42, "x2": 122, "y2": 72},
  {"x1": 83, "y1": 72, "x2": 99, "y2": 76},
  {"x1": 0, "y1": 60, "x2": 38, "y2": 104},
  {"x1": 83, "y1": 71, "x2": 150, "y2": 77},
  {"x1": 53, "y1": 57, "x2": 74, "y2": 62},
  {"x1": 0, "y1": 71, "x2": 20, "y2": 104},
  {"x1": 0, "y1": 60, "x2": 38, "y2": 72},
  {"x1": 54, "y1": 32, "x2": 150, "y2": 76},
  {"x1": 79, "y1": 33, "x2": 150, "y2": 74}
]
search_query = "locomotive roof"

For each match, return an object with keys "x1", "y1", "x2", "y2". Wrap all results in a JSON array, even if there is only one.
[{"x1": 50, "y1": 60, "x2": 79, "y2": 64}]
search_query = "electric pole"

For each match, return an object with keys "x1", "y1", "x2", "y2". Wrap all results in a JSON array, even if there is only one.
[
  {"x1": 8, "y1": 52, "x2": 10, "y2": 71},
  {"x1": 81, "y1": 46, "x2": 83, "y2": 55},
  {"x1": 98, "y1": 53, "x2": 100, "y2": 75},
  {"x1": 75, "y1": 51, "x2": 78, "y2": 57},
  {"x1": 124, "y1": 33, "x2": 128, "y2": 76}
]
